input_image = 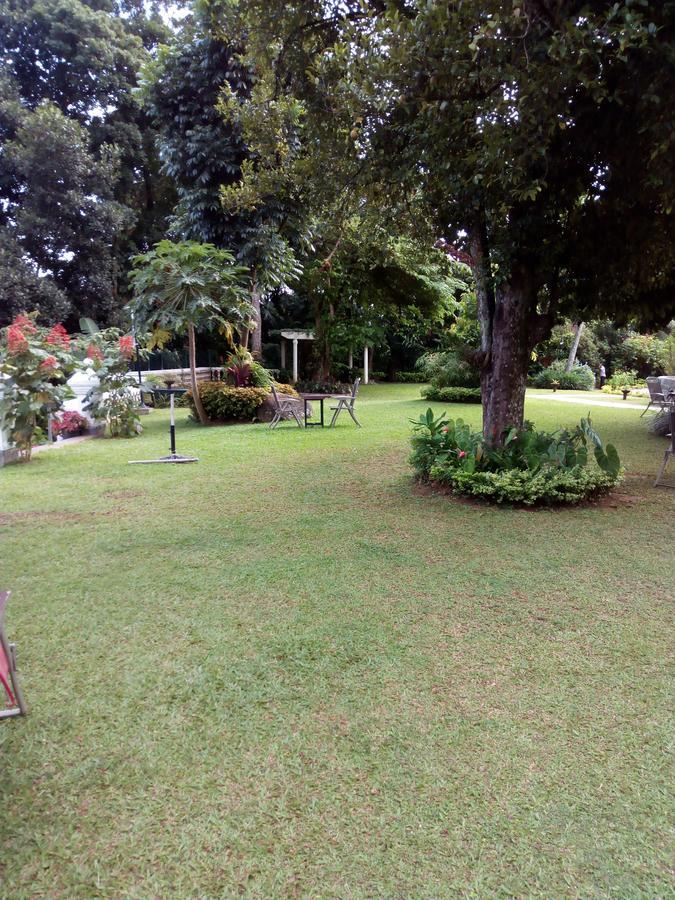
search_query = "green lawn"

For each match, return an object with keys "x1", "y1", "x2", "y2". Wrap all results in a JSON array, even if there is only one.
[{"x1": 0, "y1": 384, "x2": 672, "y2": 897}]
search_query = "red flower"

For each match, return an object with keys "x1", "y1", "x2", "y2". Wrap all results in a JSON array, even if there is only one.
[
  {"x1": 46, "y1": 324, "x2": 70, "y2": 349},
  {"x1": 119, "y1": 334, "x2": 135, "y2": 359},
  {"x1": 87, "y1": 344, "x2": 104, "y2": 361},
  {"x1": 12, "y1": 314, "x2": 37, "y2": 334},
  {"x1": 6, "y1": 324, "x2": 29, "y2": 354},
  {"x1": 40, "y1": 355, "x2": 58, "y2": 372},
  {"x1": 458, "y1": 450, "x2": 466, "y2": 458}
]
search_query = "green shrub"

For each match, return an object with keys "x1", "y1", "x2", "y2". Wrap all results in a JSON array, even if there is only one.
[
  {"x1": 186, "y1": 383, "x2": 267, "y2": 422},
  {"x1": 415, "y1": 350, "x2": 480, "y2": 388},
  {"x1": 533, "y1": 360, "x2": 595, "y2": 390},
  {"x1": 601, "y1": 369, "x2": 643, "y2": 393},
  {"x1": 392, "y1": 371, "x2": 421, "y2": 383},
  {"x1": 431, "y1": 465, "x2": 619, "y2": 506},
  {"x1": 296, "y1": 379, "x2": 351, "y2": 394},
  {"x1": 613, "y1": 332, "x2": 669, "y2": 377},
  {"x1": 421, "y1": 386, "x2": 481, "y2": 403},
  {"x1": 410, "y1": 408, "x2": 622, "y2": 506},
  {"x1": 250, "y1": 361, "x2": 272, "y2": 388}
]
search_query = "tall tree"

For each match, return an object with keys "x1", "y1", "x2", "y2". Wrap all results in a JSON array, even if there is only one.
[
  {"x1": 231, "y1": 0, "x2": 674, "y2": 444},
  {"x1": 0, "y1": 0, "x2": 175, "y2": 326},
  {"x1": 128, "y1": 240, "x2": 253, "y2": 425},
  {"x1": 140, "y1": 5, "x2": 309, "y2": 354}
]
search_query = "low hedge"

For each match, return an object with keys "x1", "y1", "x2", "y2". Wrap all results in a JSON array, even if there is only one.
[
  {"x1": 428, "y1": 463, "x2": 619, "y2": 506},
  {"x1": 532, "y1": 361, "x2": 595, "y2": 390},
  {"x1": 187, "y1": 383, "x2": 268, "y2": 421},
  {"x1": 392, "y1": 371, "x2": 421, "y2": 383},
  {"x1": 421, "y1": 386, "x2": 482, "y2": 403},
  {"x1": 186, "y1": 382, "x2": 300, "y2": 422}
]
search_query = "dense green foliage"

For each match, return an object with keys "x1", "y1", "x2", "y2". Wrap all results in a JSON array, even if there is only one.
[
  {"x1": 186, "y1": 383, "x2": 267, "y2": 422},
  {"x1": 390, "y1": 371, "x2": 420, "y2": 383},
  {"x1": 415, "y1": 350, "x2": 480, "y2": 389},
  {"x1": 603, "y1": 369, "x2": 644, "y2": 393},
  {"x1": 128, "y1": 239, "x2": 253, "y2": 423},
  {"x1": 410, "y1": 408, "x2": 621, "y2": 506},
  {"x1": 0, "y1": 0, "x2": 174, "y2": 326},
  {"x1": 421, "y1": 386, "x2": 482, "y2": 404},
  {"x1": 533, "y1": 361, "x2": 596, "y2": 391},
  {"x1": 226, "y1": 0, "x2": 674, "y2": 443},
  {"x1": 537, "y1": 320, "x2": 672, "y2": 378}
]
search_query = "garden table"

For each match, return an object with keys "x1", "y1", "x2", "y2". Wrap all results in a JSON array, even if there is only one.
[{"x1": 299, "y1": 393, "x2": 333, "y2": 428}]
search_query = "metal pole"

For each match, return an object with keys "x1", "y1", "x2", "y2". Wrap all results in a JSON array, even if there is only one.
[{"x1": 169, "y1": 392, "x2": 176, "y2": 456}]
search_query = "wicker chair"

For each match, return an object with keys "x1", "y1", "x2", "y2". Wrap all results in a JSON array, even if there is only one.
[{"x1": 269, "y1": 384, "x2": 304, "y2": 429}]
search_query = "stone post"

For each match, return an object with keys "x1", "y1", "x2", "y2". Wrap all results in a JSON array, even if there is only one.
[
  {"x1": 292, "y1": 338, "x2": 299, "y2": 383},
  {"x1": 0, "y1": 378, "x2": 19, "y2": 467},
  {"x1": 65, "y1": 369, "x2": 101, "y2": 426}
]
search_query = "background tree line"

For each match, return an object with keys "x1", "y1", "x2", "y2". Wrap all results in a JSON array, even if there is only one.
[{"x1": 1, "y1": 1, "x2": 673, "y2": 439}]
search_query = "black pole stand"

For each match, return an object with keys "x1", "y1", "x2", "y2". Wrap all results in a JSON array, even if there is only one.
[{"x1": 129, "y1": 388, "x2": 198, "y2": 465}]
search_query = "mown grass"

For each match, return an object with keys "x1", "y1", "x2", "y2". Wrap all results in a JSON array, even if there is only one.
[{"x1": 0, "y1": 384, "x2": 672, "y2": 897}]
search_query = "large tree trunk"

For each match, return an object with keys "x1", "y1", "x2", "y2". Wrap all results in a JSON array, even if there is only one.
[
  {"x1": 565, "y1": 321, "x2": 584, "y2": 371},
  {"x1": 250, "y1": 269, "x2": 262, "y2": 357},
  {"x1": 187, "y1": 322, "x2": 209, "y2": 425},
  {"x1": 469, "y1": 216, "x2": 545, "y2": 447},
  {"x1": 480, "y1": 279, "x2": 534, "y2": 446}
]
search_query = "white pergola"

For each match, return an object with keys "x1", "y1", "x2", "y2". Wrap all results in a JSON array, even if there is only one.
[{"x1": 280, "y1": 330, "x2": 372, "y2": 384}]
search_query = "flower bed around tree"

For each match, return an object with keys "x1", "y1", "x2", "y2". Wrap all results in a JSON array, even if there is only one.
[{"x1": 410, "y1": 409, "x2": 622, "y2": 507}]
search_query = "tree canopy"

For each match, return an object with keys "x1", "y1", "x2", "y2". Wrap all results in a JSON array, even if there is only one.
[
  {"x1": 217, "y1": 0, "x2": 674, "y2": 441},
  {"x1": 0, "y1": 0, "x2": 175, "y2": 327}
]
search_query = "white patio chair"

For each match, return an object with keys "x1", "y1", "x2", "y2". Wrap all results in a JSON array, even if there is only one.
[
  {"x1": 329, "y1": 378, "x2": 362, "y2": 428},
  {"x1": 641, "y1": 377, "x2": 666, "y2": 417},
  {"x1": 269, "y1": 384, "x2": 304, "y2": 429},
  {"x1": 654, "y1": 405, "x2": 675, "y2": 488}
]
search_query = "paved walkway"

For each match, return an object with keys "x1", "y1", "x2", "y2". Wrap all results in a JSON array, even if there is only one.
[
  {"x1": 528, "y1": 393, "x2": 646, "y2": 411},
  {"x1": 32, "y1": 434, "x2": 96, "y2": 454}
]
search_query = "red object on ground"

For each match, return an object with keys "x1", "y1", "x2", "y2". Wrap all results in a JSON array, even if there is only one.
[
  {"x1": 0, "y1": 593, "x2": 16, "y2": 705},
  {"x1": 0, "y1": 591, "x2": 27, "y2": 717}
]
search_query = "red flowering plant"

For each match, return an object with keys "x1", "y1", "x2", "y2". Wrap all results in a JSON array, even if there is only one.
[
  {"x1": 0, "y1": 313, "x2": 77, "y2": 461},
  {"x1": 52, "y1": 411, "x2": 88, "y2": 438},
  {"x1": 78, "y1": 325, "x2": 147, "y2": 438}
]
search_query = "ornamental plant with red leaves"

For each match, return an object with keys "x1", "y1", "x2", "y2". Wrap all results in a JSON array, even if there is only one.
[
  {"x1": 46, "y1": 324, "x2": 70, "y2": 350},
  {"x1": 80, "y1": 326, "x2": 146, "y2": 438},
  {"x1": 52, "y1": 411, "x2": 88, "y2": 437},
  {"x1": 118, "y1": 334, "x2": 135, "y2": 359},
  {"x1": 0, "y1": 314, "x2": 77, "y2": 461}
]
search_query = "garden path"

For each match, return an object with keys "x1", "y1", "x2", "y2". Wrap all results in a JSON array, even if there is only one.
[{"x1": 529, "y1": 393, "x2": 646, "y2": 411}]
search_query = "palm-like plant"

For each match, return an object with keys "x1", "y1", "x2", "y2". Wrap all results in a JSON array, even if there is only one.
[{"x1": 128, "y1": 241, "x2": 253, "y2": 425}]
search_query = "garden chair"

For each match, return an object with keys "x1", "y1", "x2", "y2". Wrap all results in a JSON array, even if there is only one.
[
  {"x1": 0, "y1": 591, "x2": 27, "y2": 720},
  {"x1": 654, "y1": 405, "x2": 675, "y2": 488},
  {"x1": 641, "y1": 377, "x2": 666, "y2": 417},
  {"x1": 269, "y1": 384, "x2": 304, "y2": 429},
  {"x1": 329, "y1": 378, "x2": 362, "y2": 428}
]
